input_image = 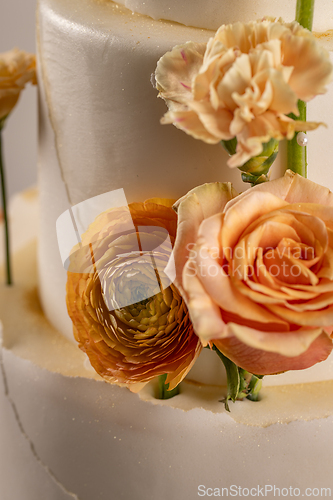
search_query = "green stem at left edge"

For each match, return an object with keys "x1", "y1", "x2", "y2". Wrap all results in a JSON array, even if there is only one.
[
  {"x1": 287, "y1": 0, "x2": 315, "y2": 178},
  {"x1": 0, "y1": 126, "x2": 12, "y2": 285}
]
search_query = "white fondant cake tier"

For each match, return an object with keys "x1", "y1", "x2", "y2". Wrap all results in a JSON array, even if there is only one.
[
  {"x1": 1, "y1": 192, "x2": 333, "y2": 500},
  {"x1": 37, "y1": 0, "x2": 333, "y2": 347},
  {"x1": 114, "y1": 0, "x2": 333, "y2": 32}
]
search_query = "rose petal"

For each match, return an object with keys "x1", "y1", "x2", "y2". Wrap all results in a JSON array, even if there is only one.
[
  {"x1": 221, "y1": 191, "x2": 288, "y2": 257},
  {"x1": 214, "y1": 328, "x2": 333, "y2": 374},
  {"x1": 168, "y1": 183, "x2": 237, "y2": 292},
  {"x1": 193, "y1": 234, "x2": 289, "y2": 331},
  {"x1": 225, "y1": 170, "x2": 333, "y2": 211},
  {"x1": 182, "y1": 259, "x2": 226, "y2": 345}
]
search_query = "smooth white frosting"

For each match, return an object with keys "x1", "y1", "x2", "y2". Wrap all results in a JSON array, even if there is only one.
[{"x1": 114, "y1": 0, "x2": 333, "y2": 32}]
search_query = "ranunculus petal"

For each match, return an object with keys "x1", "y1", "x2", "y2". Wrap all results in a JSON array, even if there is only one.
[{"x1": 67, "y1": 200, "x2": 201, "y2": 391}]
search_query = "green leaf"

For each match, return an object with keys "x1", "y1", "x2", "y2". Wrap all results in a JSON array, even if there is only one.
[
  {"x1": 221, "y1": 137, "x2": 237, "y2": 156},
  {"x1": 213, "y1": 346, "x2": 264, "y2": 410}
]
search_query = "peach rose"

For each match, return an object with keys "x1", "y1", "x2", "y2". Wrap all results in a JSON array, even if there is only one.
[
  {"x1": 66, "y1": 198, "x2": 201, "y2": 391},
  {"x1": 0, "y1": 48, "x2": 36, "y2": 121},
  {"x1": 155, "y1": 19, "x2": 332, "y2": 168},
  {"x1": 170, "y1": 171, "x2": 333, "y2": 375}
]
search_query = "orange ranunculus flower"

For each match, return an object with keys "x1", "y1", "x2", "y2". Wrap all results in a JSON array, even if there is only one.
[
  {"x1": 169, "y1": 171, "x2": 333, "y2": 375},
  {"x1": 66, "y1": 198, "x2": 201, "y2": 391},
  {"x1": 0, "y1": 48, "x2": 36, "y2": 120},
  {"x1": 155, "y1": 19, "x2": 332, "y2": 168}
]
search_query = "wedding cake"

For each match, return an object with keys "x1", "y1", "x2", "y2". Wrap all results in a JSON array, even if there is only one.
[{"x1": 1, "y1": 0, "x2": 333, "y2": 498}]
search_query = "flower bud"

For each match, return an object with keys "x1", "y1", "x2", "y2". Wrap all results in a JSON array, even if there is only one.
[{"x1": 238, "y1": 138, "x2": 279, "y2": 185}]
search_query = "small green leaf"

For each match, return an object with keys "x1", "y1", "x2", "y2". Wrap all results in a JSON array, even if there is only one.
[
  {"x1": 213, "y1": 347, "x2": 264, "y2": 410},
  {"x1": 221, "y1": 137, "x2": 237, "y2": 156}
]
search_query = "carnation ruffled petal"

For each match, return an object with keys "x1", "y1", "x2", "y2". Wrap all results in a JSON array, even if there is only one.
[
  {"x1": 155, "y1": 42, "x2": 206, "y2": 105},
  {"x1": 156, "y1": 19, "x2": 332, "y2": 168}
]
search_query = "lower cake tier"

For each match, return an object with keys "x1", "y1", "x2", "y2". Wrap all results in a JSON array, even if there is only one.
[{"x1": 1, "y1": 192, "x2": 333, "y2": 500}]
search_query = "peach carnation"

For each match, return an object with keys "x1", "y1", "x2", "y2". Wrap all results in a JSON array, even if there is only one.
[
  {"x1": 170, "y1": 171, "x2": 333, "y2": 375},
  {"x1": 155, "y1": 19, "x2": 332, "y2": 168},
  {"x1": 66, "y1": 198, "x2": 201, "y2": 391},
  {"x1": 0, "y1": 48, "x2": 36, "y2": 120}
]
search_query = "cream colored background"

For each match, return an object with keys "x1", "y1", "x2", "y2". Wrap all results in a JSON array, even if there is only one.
[{"x1": 0, "y1": 0, "x2": 37, "y2": 199}]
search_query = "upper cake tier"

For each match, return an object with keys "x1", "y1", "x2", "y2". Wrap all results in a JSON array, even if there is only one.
[
  {"x1": 114, "y1": 0, "x2": 333, "y2": 31},
  {"x1": 37, "y1": 0, "x2": 333, "y2": 385}
]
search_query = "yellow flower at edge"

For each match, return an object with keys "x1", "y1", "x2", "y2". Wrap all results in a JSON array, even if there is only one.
[{"x1": 0, "y1": 48, "x2": 37, "y2": 121}]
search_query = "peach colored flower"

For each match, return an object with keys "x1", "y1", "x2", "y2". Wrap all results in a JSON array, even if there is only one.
[
  {"x1": 170, "y1": 171, "x2": 333, "y2": 375},
  {"x1": 0, "y1": 48, "x2": 36, "y2": 121},
  {"x1": 66, "y1": 198, "x2": 201, "y2": 391},
  {"x1": 155, "y1": 19, "x2": 332, "y2": 168}
]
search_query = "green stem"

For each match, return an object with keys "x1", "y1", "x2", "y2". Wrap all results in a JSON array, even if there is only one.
[
  {"x1": 287, "y1": 100, "x2": 307, "y2": 177},
  {"x1": 296, "y1": 0, "x2": 315, "y2": 31},
  {"x1": 157, "y1": 374, "x2": 180, "y2": 400},
  {"x1": 212, "y1": 345, "x2": 263, "y2": 411},
  {"x1": 287, "y1": 0, "x2": 314, "y2": 177},
  {"x1": 0, "y1": 128, "x2": 12, "y2": 285},
  {"x1": 213, "y1": 346, "x2": 240, "y2": 411}
]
